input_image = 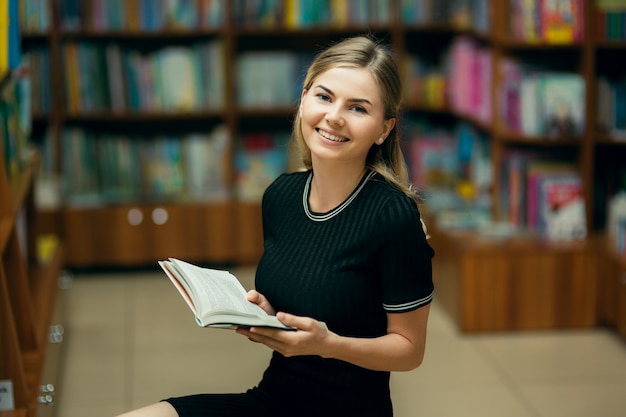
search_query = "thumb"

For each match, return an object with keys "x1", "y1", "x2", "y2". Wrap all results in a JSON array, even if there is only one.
[{"x1": 276, "y1": 312, "x2": 309, "y2": 329}]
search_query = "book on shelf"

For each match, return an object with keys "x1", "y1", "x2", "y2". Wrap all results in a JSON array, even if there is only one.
[
  {"x1": 500, "y1": 150, "x2": 586, "y2": 239},
  {"x1": 184, "y1": 125, "x2": 229, "y2": 202},
  {"x1": 595, "y1": 0, "x2": 626, "y2": 41},
  {"x1": 236, "y1": 51, "x2": 308, "y2": 108},
  {"x1": 597, "y1": 75, "x2": 626, "y2": 139},
  {"x1": 1, "y1": 0, "x2": 21, "y2": 74},
  {"x1": 62, "y1": 39, "x2": 224, "y2": 113},
  {"x1": 0, "y1": 77, "x2": 30, "y2": 180},
  {"x1": 448, "y1": 36, "x2": 492, "y2": 125},
  {"x1": 24, "y1": 46, "x2": 51, "y2": 114},
  {"x1": 56, "y1": 0, "x2": 226, "y2": 31},
  {"x1": 20, "y1": 0, "x2": 52, "y2": 32},
  {"x1": 159, "y1": 257, "x2": 294, "y2": 330},
  {"x1": 608, "y1": 191, "x2": 626, "y2": 255},
  {"x1": 61, "y1": 125, "x2": 232, "y2": 204},
  {"x1": 235, "y1": 132, "x2": 289, "y2": 202},
  {"x1": 541, "y1": 0, "x2": 584, "y2": 44},
  {"x1": 539, "y1": 173, "x2": 586, "y2": 240},
  {"x1": 509, "y1": 0, "x2": 584, "y2": 43},
  {"x1": 231, "y1": 0, "x2": 390, "y2": 29},
  {"x1": 499, "y1": 65, "x2": 585, "y2": 138},
  {"x1": 539, "y1": 73, "x2": 585, "y2": 137}
]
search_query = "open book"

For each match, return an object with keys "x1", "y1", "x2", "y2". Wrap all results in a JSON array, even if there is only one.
[{"x1": 159, "y1": 258, "x2": 293, "y2": 330}]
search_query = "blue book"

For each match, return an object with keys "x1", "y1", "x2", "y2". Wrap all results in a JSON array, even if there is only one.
[{"x1": 8, "y1": 0, "x2": 21, "y2": 69}]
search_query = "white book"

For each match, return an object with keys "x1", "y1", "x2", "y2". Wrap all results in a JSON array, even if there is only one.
[{"x1": 159, "y1": 258, "x2": 294, "y2": 330}]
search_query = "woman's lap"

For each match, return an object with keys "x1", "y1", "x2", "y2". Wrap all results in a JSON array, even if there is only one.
[{"x1": 163, "y1": 390, "x2": 275, "y2": 417}]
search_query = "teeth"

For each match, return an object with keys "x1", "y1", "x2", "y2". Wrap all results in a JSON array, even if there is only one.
[{"x1": 318, "y1": 129, "x2": 347, "y2": 142}]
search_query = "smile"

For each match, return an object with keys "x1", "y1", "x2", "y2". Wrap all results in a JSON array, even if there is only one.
[{"x1": 317, "y1": 129, "x2": 348, "y2": 142}]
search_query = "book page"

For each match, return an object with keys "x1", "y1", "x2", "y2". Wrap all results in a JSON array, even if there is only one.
[{"x1": 168, "y1": 258, "x2": 267, "y2": 317}]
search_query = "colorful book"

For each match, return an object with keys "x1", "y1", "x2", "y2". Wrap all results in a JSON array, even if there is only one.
[
  {"x1": 538, "y1": 73, "x2": 585, "y2": 137},
  {"x1": 542, "y1": 0, "x2": 584, "y2": 44},
  {"x1": 539, "y1": 174, "x2": 586, "y2": 240}
]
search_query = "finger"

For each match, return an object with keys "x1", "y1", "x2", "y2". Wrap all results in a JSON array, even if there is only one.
[{"x1": 246, "y1": 290, "x2": 260, "y2": 303}]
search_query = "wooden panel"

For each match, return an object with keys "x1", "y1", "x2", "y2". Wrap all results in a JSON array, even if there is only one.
[
  {"x1": 33, "y1": 209, "x2": 62, "y2": 238},
  {"x1": 234, "y1": 203, "x2": 264, "y2": 265},
  {"x1": 64, "y1": 204, "x2": 238, "y2": 266},
  {"x1": 0, "y1": 262, "x2": 30, "y2": 410},
  {"x1": 463, "y1": 252, "x2": 512, "y2": 331},
  {"x1": 2, "y1": 232, "x2": 38, "y2": 350},
  {"x1": 431, "y1": 225, "x2": 598, "y2": 332},
  {"x1": 194, "y1": 203, "x2": 236, "y2": 263},
  {"x1": 93, "y1": 206, "x2": 152, "y2": 265},
  {"x1": 617, "y1": 267, "x2": 626, "y2": 339},
  {"x1": 62, "y1": 208, "x2": 97, "y2": 267},
  {"x1": 149, "y1": 205, "x2": 195, "y2": 262},
  {"x1": 597, "y1": 254, "x2": 619, "y2": 326}
]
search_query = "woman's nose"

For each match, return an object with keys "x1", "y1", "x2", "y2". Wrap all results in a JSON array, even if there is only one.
[{"x1": 325, "y1": 106, "x2": 344, "y2": 126}]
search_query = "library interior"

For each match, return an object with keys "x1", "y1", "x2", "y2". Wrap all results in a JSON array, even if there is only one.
[{"x1": 2, "y1": 1, "x2": 626, "y2": 416}]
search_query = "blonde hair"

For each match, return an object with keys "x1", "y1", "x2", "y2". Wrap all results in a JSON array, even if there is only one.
[{"x1": 292, "y1": 36, "x2": 428, "y2": 234}]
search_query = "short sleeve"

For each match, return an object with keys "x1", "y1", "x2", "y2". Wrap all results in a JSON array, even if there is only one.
[{"x1": 375, "y1": 195, "x2": 434, "y2": 313}]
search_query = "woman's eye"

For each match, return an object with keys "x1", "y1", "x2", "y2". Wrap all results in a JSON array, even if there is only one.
[
  {"x1": 351, "y1": 105, "x2": 367, "y2": 114},
  {"x1": 316, "y1": 93, "x2": 331, "y2": 102}
]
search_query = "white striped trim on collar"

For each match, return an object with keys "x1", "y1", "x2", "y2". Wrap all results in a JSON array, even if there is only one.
[{"x1": 302, "y1": 170, "x2": 376, "y2": 222}]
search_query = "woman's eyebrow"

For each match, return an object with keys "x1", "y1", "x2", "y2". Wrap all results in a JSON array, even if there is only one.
[{"x1": 314, "y1": 84, "x2": 373, "y2": 106}]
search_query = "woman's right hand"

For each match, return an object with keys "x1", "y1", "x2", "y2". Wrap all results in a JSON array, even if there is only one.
[{"x1": 246, "y1": 290, "x2": 276, "y2": 316}]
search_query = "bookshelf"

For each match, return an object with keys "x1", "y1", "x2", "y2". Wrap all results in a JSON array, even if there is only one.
[
  {"x1": 17, "y1": 1, "x2": 626, "y2": 332},
  {"x1": 1, "y1": 69, "x2": 66, "y2": 417}
]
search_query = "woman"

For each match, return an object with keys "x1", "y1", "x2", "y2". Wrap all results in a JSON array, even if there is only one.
[{"x1": 117, "y1": 35, "x2": 434, "y2": 417}]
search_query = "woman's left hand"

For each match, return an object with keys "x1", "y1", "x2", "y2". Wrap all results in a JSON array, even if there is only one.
[{"x1": 236, "y1": 312, "x2": 332, "y2": 358}]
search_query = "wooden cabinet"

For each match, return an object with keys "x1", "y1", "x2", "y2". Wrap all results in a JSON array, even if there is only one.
[
  {"x1": 598, "y1": 242, "x2": 626, "y2": 339},
  {"x1": 63, "y1": 202, "x2": 235, "y2": 267},
  {"x1": 430, "y1": 223, "x2": 598, "y2": 332},
  {"x1": 1, "y1": 73, "x2": 65, "y2": 416}
]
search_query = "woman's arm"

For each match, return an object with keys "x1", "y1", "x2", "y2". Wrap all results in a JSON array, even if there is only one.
[{"x1": 236, "y1": 304, "x2": 431, "y2": 372}]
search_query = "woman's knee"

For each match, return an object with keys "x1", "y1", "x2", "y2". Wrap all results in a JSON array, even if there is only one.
[{"x1": 115, "y1": 401, "x2": 177, "y2": 417}]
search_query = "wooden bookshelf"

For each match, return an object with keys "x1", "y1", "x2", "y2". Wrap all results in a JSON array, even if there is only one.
[
  {"x1": 18, "y1": 1, "x2": 626, "y2": 333},
  {"x1": 1, "y1": 142, "x2": 65, "y2": 416}
]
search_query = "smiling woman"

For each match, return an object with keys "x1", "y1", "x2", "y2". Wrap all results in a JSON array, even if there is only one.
[{"x1": 115, "y1": 35, "x2": 434, "y2": 417}]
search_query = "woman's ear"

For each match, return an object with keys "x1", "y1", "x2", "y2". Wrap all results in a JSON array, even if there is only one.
[
  {"x1": 379, "y1": 118, "x2": 396, "y2": 144},
  {"x1": 299, "y1": 89, "x2": 307, "y2": 118}
]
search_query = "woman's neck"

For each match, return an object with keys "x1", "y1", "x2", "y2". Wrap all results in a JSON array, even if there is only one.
[{"x1": 308, "y1": 163, "x2": 368, "y2": 213}]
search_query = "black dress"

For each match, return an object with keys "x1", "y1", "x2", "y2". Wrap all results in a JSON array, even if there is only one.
[{"x1": 165, "y1": 170, "x2": 434, "y2": 417}]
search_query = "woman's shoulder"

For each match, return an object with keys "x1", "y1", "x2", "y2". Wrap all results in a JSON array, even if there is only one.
[
  {"x1": 365, "y1": 172, "x2": 424, "y2": 219},
  {"x1": 367, "y1": 172, "x2": 415, "y2": 203},
  {"x1": 264, "y1": 170, "x2": 310, "y2": 197}
]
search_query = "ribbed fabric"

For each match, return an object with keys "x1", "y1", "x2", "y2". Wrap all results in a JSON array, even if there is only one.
[{"x1": 164, "y1": 170, "x2": 434, "y2": 417}]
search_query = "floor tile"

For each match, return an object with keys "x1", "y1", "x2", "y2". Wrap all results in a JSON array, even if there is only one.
[{"x1": 55, "y1": 271, "x2": 626, "y2": 417}]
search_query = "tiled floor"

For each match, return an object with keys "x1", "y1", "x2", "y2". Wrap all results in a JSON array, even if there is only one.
[{"x1": 55, "y1": 267, "x2": 626, "y2": 417}]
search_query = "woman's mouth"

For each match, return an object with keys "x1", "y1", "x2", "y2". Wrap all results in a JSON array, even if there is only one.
[{"x1": 317, "y1": 129, "x2": 348, "y2": 142}]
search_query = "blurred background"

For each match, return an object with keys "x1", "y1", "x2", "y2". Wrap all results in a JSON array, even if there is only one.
[{"x1": 2, "y1": 1, "x2": 626, "y2": 416}]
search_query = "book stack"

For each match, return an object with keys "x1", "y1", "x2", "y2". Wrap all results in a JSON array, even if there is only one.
[
  {"x1": 231, "y1": 0, "x2": 391, "y2": 29},
  {"x1": 501, "y1": 151, "x2": 586, "y2": 240},
  {"x1": 62, "y1": 39, "x2": 225, "y2": 113},
  {"x1": 499, "y1": 60, "x2": 585, "y2": 138},
  {"x1": 55, "y1": 0, "x2": 226, "y2": 31},
  {"x1": 447, "y1": 36, "x2": 492, "y2": 125},
  {"x1": 61, "y1": 125, "x2": 230, "y2": 206},
  {"x1": 595, "y1": 0, "x2": 626, "y2": 41},
  {"x1": 402, "y1": 53, "x2": 447, "y2": 110}
]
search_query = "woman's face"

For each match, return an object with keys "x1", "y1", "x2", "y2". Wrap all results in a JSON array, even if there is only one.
[{"x1": 300, "y1": 66, "x2": 395, "y2": 169}]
